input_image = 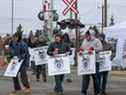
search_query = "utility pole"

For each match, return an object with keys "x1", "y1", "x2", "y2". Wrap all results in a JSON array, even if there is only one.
[
  {"x1": 102, "y1": 0, "x2": 107, "y2": 31},
  {"x1": 11, "y1": 0, "x2": 14, "y2": 35},
  {"x1": 75, "y1": 1, "x2": 79, "y2": 66},
  {"x1": 104, "y1": 0, "x2": 107, "y2": 27}
]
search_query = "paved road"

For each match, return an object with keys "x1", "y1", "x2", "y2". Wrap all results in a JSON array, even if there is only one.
[{"x1": 0, "y1": 68, "x2": 126, "y2": 95}]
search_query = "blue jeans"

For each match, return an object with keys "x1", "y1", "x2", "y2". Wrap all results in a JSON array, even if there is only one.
[
  {"x1": 81, "y1": 62, "x2": 100, "y2": 94},
  {"x1": 99, "y1": 71, "x2": 108, "y2": 92},
  {"x1": 54, "y1": 75, "x2": 64, "y2": 93}
]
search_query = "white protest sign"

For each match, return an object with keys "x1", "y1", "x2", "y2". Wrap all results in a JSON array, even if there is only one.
[
  {"x1": 29, "y1": 46, "x2": 48, "y2": 65},
  {"x1": 99, "y1": 51, "x2": 112, "y2": 72},
  {"x1": 48, "y1": 54, "x2": 70, "y2": 76},
  {"x1": 4, "y1": 57, "x2": 23, "y2": 77},
  {"x1": 78, "y1": 50, "x2": 96, "y2": 75}
]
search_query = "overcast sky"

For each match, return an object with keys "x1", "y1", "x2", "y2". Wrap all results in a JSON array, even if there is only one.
[{"x1": 0, "y1": 0, "x2": 126, "y2": 35}]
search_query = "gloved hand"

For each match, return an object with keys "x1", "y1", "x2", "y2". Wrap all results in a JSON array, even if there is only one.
[
  {"x1": 79, "y1": 48, "x2": 83, "y2": 56},
  {"x1": 89, "y1": 47, "x2": 94, "y2": 51},
  {"x1": 12, "y1": 60, "x2": 16, "y2": 64},
  {"x1": 18, "y1": 58, "x2": 22, "y2": 62},
  {"x1": 53, "y1": 48, "x2": 59, "y2": 56},
  {"x1": 88, "y1": 47, "x2": 94, "y2": 55}
]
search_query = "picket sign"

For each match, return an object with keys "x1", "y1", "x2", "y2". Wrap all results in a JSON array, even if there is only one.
[
  {"x1": 4, "y1": 57, "x2": 23, "y2": 77},
  {"x1": 29, "y1": 46, "x2": 48, "y2": 65},
  {"x1": 99, "y1": 51, "x2": 112, "y2": 72},
  {"x1": 78, "y1": 50, "x2": 96, "y2": 75},
  {"x1": 48, "y1": 54, "x2": 70, "y2": 76},
  {"x1": 29, "y1": 47, "x2": 75, "y2": 66}
]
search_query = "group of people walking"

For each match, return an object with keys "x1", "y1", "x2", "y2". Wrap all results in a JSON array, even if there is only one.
[{"x1": 6, "y1": 28, "x2": 112, "y2": 95}]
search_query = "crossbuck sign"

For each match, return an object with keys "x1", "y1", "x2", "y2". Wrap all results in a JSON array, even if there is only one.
[{"x1": 63, "y1": 0, "x2": 79, "y2": 15}]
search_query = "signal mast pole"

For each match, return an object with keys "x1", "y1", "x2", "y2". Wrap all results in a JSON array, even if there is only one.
[{"x1": 102, "y1": 0, "x2": 108, "y2": 31}]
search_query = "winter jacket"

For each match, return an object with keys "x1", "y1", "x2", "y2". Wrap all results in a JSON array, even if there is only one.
[
  {"x1": 81, "y1": 38, "x2": 103, "y2": 53},
  {"x1": 47, "y1": 42, "x2": 72, "y2": 56},
  {"x1": 9, "y1": 41, "x2": 30, "y2": 67},
  {"x1": 81, "y1": 38, "x2": 103, "y2": 62}
]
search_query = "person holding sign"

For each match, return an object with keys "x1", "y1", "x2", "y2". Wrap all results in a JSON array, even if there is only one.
[
  {"x1": 9, "y1": 33, "x2": 31, "y2": 95},
  {"x1": 28, "y1": 37, "x2": 47, "y2": 82},
  {"x1": 80, "y1": 31, "x2": 103, "y2": 95},
  {"x1": 62, "y1": 33, "x2": 74, "y2": 83},
  {"x1": 36, "y1": 36, "x2": 48, "y2": 82},
  {"x1": 98, "y1": 33, "x2": 112, "y2": 95},
  {"x1": 47, "y1": 34, "x2": 71, "y2": 95}
]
